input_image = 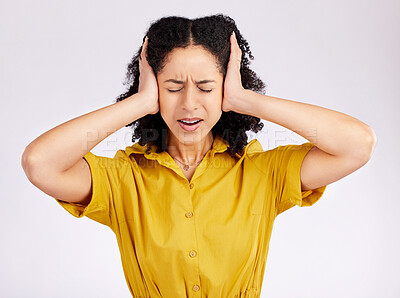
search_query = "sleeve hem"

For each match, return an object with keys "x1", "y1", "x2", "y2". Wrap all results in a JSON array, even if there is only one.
[
  {"x1": 286, "y1": 142, "x2": 327, "y2": 207},
  {"x1": 53, "y1": 151, "x2": 108, "y2": 218}
]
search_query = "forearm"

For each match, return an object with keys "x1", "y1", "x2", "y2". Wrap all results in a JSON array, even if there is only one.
[
  {"x1": 244, "y1": 90, "x2": 376, "y2": 159},
  {"x1": 22, "y1": 93, "x2": 150, "y2": 173}
]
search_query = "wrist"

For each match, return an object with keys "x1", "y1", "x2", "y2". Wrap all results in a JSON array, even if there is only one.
[
  {"x1": 239, "y1": 89, "x2": 262, "y2": 118},
  {"x1": 134, "y1": 92, "x2": 159, "y2": 116}
]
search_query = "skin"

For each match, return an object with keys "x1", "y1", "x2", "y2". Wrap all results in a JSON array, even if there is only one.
[
  {"x1": 137, "y1": 32, "x2": 244, "y2": 171},
  {"x1": 156, "y1": 45, "x2": 224, "y2": 164}
]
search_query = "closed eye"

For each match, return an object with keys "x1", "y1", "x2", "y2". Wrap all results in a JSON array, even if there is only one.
[{"x1": 167, "y1": 88, "x2": 213, "y2": 93}]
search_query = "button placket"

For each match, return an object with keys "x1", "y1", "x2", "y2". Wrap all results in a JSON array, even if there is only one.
[
  {"x1": 184, "y1": 179, "x2": 200, "y2": 291},
  {"x1": 184, "y1": 180, "x2": 194, "y2": 218}
]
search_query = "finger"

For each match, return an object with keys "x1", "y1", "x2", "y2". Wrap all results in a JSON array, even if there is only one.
[
  {"x1": 230, "y1": 32, "x2": 242, "y2": 63},
  {"x1": 227, "y1": 34, "x2": 241, "y2": 70},
  {"x1": 140, "y1": 36, "x2": 148, "y2": 61},
  {"x1": 139, "y1": 41, "x2": 145, "y2": 61},
  {"x1": 231, "y1": 32, "x2": 240, "y2": 51}
]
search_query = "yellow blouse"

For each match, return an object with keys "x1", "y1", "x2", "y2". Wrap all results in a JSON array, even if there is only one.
[{"x1": 54, "y1": 134, "x2": 327, "y2": 297}]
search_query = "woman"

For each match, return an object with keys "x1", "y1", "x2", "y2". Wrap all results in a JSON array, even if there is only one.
[{"x1": 21, "y1": 14, "x2": 376, "y2": 297}]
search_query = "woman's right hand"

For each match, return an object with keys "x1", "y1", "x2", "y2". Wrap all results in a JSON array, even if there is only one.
[{"x1": 138, "y1": 36, "x2": 159, "y2": 115}]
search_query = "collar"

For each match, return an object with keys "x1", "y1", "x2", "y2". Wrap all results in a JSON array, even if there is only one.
[
  {"x1": 125, "y1": 134, "x2": 229, "y2": 159},
  {"x1": 124, "y1": 134, "x2": 263, "y2": 161},
  {"x1": 124, "y1": 134, "x2": 263, "y2": 182}
]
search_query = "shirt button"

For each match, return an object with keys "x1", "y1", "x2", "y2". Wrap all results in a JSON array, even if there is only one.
[
  {"x1": 185, "y1": 211, "x2": 193, "y2": 218},
  {"x1": 189, "y1": 182, "x2": 194, "y2": 189},
  {"x1": 192, "y1": 285, "x2": 200, "y2": 291},
  {"x1": 189, "y1": 250, "x2": 197, "y2": 257}
]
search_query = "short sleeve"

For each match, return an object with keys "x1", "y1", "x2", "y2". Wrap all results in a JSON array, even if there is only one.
[
  {"x1": 271, "y1": 142, "x2": 327, "y2": 216},
  {"x1": 248, "y1": 142, "x2": 327, "y2": 216},
  {"x1": 53, "y1": 151, "x2": 128, "y2": 228}
]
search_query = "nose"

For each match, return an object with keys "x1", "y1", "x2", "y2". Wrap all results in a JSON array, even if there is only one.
[{"x1": 181, "y1": 84, "x2": 199, "y2": 111}]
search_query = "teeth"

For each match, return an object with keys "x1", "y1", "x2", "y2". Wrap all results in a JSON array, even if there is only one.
[{"x1": 181, "y1": 120, "x2": 200, "y2": 124}]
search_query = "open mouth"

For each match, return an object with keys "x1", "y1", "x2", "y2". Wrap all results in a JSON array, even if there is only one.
[
  {"x1": 177, "y1": 119, "x2": 203, "y2": 126},
  {"x1": 177, "y1": 119, "x2": 203, "y2": 131}
]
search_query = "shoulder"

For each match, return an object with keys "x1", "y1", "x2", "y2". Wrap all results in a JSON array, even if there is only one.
[
  {"x1": 246, "y1": 142, "x2": 316, "y2": 174},
  {"x1": 237, "y1": 138, "x2": 264, "y2": 158},
  {"x1": 129, "y1": 153, "x2": 147, "y2": 166}
]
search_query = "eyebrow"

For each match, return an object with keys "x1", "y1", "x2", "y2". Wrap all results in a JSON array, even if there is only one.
[{"x1": 163, "y1": 79, "x2": 216, "y2": 84}]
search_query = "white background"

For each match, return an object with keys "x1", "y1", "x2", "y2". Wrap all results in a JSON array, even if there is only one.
[{"x1": 2, "y1": 0, "x2": 399, "y2": 297}]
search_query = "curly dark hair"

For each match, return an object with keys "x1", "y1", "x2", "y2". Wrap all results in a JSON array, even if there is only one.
[{"x1": 114, "y1": 13, "x2": 267, "y2": 158}]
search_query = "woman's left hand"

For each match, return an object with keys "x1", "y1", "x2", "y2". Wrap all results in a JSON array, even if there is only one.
[{"x1": 222, "y1": 31, "x2": 251, "y2": 114}]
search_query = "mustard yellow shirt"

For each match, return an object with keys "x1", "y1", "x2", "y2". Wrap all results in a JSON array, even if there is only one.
[{"x1": 54, "y1": 134, "x2": 327, "y2": 297}]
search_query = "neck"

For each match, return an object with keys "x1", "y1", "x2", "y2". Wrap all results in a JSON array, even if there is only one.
[{"x1": 166, "y1": 132, "x2": 214, "y2": 164}]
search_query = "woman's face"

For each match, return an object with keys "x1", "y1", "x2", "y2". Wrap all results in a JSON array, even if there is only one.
[{"x1": 156, "y1": 45, "x2": 224, "y2": 147}]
